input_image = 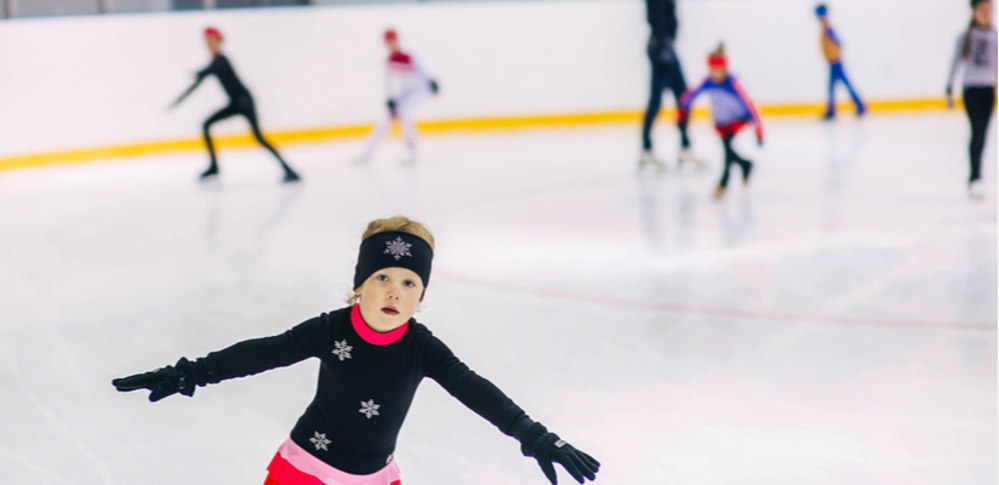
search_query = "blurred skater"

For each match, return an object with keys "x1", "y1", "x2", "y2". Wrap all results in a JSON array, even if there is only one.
[
  {"x1": 679, "y1": 44, "x2": 764, "y2": 199},
  {"x1": 357, "y1": 29, "x2": 439, "y2": 164},
  {"x1": 640, "y1": 0, "x2": 702, "y2": 169},
  {"x1": 946, "y1": 0, "x2": 996, "y2": 199},
  {"x1": 113, "y1": 216, "x2": 600, "y2": 485},
  {"x1": 171, "y1": 27, "x2": 300, "y2": 183},
  {"x1": 815, "y1": 5, "x2": 865, "y2": 120}
]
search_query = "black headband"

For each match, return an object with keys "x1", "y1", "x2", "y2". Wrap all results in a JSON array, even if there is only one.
[{"x1": 353, "y1": 231, "x2": 434, "y2": 291}]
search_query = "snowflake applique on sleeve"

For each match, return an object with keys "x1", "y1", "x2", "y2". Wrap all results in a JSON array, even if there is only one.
[
  {"x1": 384, "y1": 237, "x2": 413, "y2": 260},
  {"x1": 332, "y1": 340, "x2": 353, "y2": 361},
  {"x1": 310, "y1": 431, "x2": 331, "y2": 451},
  {"x1": 359, "y1": 399, "x2": 381, "y2": 419}
]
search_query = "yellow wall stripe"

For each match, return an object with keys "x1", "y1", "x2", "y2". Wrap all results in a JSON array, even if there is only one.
[{"x1": 0, "y1": 96, "x2": 960, "y2": 173}]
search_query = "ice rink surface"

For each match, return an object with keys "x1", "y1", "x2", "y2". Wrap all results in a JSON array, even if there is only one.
[{"x1": 0, "y1": 112, "x2": 996, "y2": 485}]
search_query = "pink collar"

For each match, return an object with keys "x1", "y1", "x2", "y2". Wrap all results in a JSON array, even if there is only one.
[{"x1": 350, "y1": 304, "x2": 408, "y2": 345}]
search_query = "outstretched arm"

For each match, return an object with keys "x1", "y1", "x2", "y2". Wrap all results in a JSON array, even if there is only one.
[
  {"x1": 677, "y1": 79, "x2": 708, "y2": 123},
  {"x1": 425, "y1": 338, "x2": 600, "y2": 484},
  {"x1": 169, "y1": 60, "x2": 216, "y2": 110},
  {"x1": 732, "y1": 78, "x2": 764, "y2": 142},
  {"x1": 113, "y1": 316, "x2": 329, "y2": 401}
]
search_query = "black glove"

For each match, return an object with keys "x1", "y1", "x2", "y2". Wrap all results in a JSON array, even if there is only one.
[
  {"x1": 387, "y1": 99, "x2": 397, "y2": 118},
  {"x1": 520, "y1": 422, "x2": 600, "y2": 484},
  {"x1": 429, "y1": 79, "x2": 439, "y2": 94},
  {"x1": 112, "y1": 357, "x2": 198, "y2": 402}
]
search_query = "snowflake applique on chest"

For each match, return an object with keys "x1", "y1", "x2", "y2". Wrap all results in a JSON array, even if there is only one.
[
  {"x1": 384, "y1": 237, "x2": 413, "y2": 260},
  {"x1": 310, "y1": 431, "x2": 331, "y2": 451},
  {"x1": 359, "y1": 399, "x2": 381, "y2": 419},
  {"x1": 332, "y1": 340, "x2": 353, "y2": 361}
]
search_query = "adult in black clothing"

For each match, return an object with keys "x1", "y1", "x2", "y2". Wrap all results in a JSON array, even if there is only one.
[
  {"x1": 639, "y1": 0, "x2": 700, "y2": 169},
  {"x1": 171, "y1": 27, "x2": 300, "y2": 183},
  {"x1": 113, "y1": 217, "x2": 600, "y2": 485}
]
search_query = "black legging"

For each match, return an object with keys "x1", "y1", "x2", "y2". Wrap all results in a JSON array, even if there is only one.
[
  {"x1": 641, "y1": 50, "x2": 690, "y2": 151},
  {"x1": 719, "y1": 133, "x2": 752, "y2": 188},
  {"x1": 964, "y1": 87, "x2": 995, "y2": 183},
  {"x1": 203, "y1": 95, "x2": 294, "y2": 174}
]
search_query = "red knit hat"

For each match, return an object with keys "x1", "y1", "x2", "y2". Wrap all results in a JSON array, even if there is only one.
[
  {"x1": 384, "y1": 29, "x2": 398, "y2": 41},
  {"x1": 707, "y1": 42, "x2": 727, "y2": 68},
  {"x1": 204, "y1": 27, "x2": 223, "y2": 41}
]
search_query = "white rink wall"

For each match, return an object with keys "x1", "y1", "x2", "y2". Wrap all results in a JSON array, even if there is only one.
[{"x1": 0, "y1": 0, "x2": 970, "y2": 158}]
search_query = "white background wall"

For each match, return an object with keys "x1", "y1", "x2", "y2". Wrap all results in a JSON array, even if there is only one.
[{"x1": 0, "y1": 0, "x2": 973, "y2": 158}]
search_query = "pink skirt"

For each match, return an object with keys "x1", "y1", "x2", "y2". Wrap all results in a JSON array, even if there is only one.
[{"x1": 264, "y1": 438, "x2": 401, "y2": 485}]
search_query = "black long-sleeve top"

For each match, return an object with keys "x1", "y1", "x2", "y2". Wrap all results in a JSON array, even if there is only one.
[
  {"x1": 177, "y1": 54, "x2": 250, "y2": 104},
  {"x1": 646, "y1": 0, "x2": 678, "y2": 41},
  {"x1": 194, "y1": 305, "x2": 531, "y2": 475}
]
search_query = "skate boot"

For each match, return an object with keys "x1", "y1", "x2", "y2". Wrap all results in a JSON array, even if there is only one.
[
  {"x1": 639, "y1": 150, "x2": 666, "y2": 169},
  {"x1": 713, "y1": 185, "x2": 726, "y2": 199},
  {"x1": 969, "y1": 180, "x2": 984, "y2": 199},
  {"x1": 401, "y1": 150, "x2": 418, "y2": 165},
  {"x1": 282, "y1": 170, "x2": 301, "y2": 184},
  {"x1": 742, "y1": 163, "x2": 753, "y2": 186},
  {"x1": 199, "y1": 165, "x2": 219, "y2": 180},
  {"x1": 678, "y1": 148, "x2": 706, "y2": 169}
]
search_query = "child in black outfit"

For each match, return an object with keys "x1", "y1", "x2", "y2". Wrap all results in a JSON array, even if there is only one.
[
  {"x1": 171, "y1": 27, "x2": 300, "y2": 183},
  {"x1": 113, "y1": 216, "x2": 600, "y2": 485}
]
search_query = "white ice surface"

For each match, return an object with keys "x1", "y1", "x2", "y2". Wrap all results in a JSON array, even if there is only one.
[{"x1": 0, "y1": 112, "x2": 995, "y2": 485}]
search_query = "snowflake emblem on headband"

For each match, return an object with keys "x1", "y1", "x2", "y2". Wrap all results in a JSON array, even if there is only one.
[{"x1": 384, "y1": 237, "x2": 413, "y2": 260}]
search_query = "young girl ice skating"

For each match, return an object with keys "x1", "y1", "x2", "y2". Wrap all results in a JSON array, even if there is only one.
[
  {"x1": 946, "y1": 0, "x2": 996, "y2": 199},
  {"x1": 171, "y1": 27, "x2": 301, "y2": 183},
  {"x1": 112, "y1": 216, "x2": 600, "y2": 485},
  {"x1": 815, "y1": 5, "x2": 865, "y2": 120},
  {"x1": 679, "y1": 44, "x2": 764, "y2": 198},
  {"x1": 357, "y1": 30, "x2": 439, "y2": 164}
]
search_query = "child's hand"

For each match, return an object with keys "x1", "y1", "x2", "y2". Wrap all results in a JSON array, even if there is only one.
[
  {"x1": 520, "y1": 423, "x2": 600, "y2": 484},
  {"x1": 112, "y1": 357, "x2": 197, "y2": 402}
]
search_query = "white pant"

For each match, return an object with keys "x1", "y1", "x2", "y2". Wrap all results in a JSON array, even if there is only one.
[{"x1": 362, "y1": 88, "x2": 428, "y2": 158}]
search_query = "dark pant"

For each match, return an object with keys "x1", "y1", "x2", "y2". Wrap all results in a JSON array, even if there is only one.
[
  {"x1": 826, "y1": 62, "x2": 864, "y2": 116},
  {"x1": 717, "y1": 121, "x2": 752, "y2": 188},
  {"x1": 964, "y1": 86, "x2": 995, "y2": 183},
  {"x1": 641, "y1": 51, "x2": 690, "y2": 151},
  {"x1": 203, "y1": 95, "x2": 294, "y2": 174}
]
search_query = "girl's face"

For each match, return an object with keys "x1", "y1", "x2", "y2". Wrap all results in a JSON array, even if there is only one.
[
  {"x1": 710, "y1": 66, "x2": 728, "y2": 82},
  {"x1": 356, "y1": 267, "x2": 424, "y2": 332},
  {"x1": 385, "y1": 38, "x2": 400, "y2": 53},
  {"x1": 974, "y1": 1, "x2": 992, "y2": 27},
  {"x1": 205, "y1": 36, "x2": 222, "y2": 55}
]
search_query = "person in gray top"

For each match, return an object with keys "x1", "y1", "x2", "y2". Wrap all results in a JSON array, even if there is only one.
[{"x1": 946, "y1": 0, "x2": 996, "y2": 199}]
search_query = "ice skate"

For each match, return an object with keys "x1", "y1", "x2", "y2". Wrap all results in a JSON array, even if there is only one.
[
  {"x1": 678, "y1": 148, "x2": 706, "y2": 169},
  {"x1": 639, "y1": 150, "x2": 666, "y2": 169},
  {"x1": 282, "y1": 170, "x2": 301, "y2": 184},
  {"x1": 713, "y1": 185, "x2": 726, "y2": 198},
  {"x1": 401, "y1": 149, "x2": 419, "y2": 165},
  {"x1": 199, "y1": 165, "x2": 219, "y2": 181},
  {"x1": 969, "y1": 180, "x2": 984, "y2": 199}
]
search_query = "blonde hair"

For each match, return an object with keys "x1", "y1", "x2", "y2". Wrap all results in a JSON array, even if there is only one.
[
  {"x1": 711, "y1": 42, "x2": 725, "y2": 58},
  {"x1": 347, "y1": 216, "x2": 435, "y2": 305}
]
